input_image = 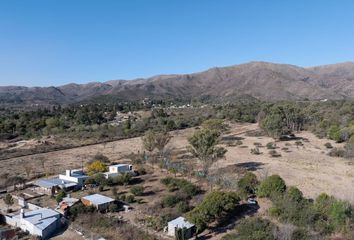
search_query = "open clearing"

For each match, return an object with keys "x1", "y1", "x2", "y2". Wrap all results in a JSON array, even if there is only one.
[{"x1": 1, "y1": 123, "x2": 353, "y2": 202}]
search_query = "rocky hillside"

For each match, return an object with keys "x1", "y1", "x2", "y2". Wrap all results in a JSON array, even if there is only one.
[{"x1": 1, "y1": 61, "x2": 354, "y2": 105}]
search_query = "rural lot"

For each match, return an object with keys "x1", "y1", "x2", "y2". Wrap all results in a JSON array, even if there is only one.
[{"x1": 1, "y1": 123, "x2": 353, "y2": 202}]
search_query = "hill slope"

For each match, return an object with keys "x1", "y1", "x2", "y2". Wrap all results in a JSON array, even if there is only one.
[{"x1": 1, "y1": 61, "x2": 354, "y2": 105}]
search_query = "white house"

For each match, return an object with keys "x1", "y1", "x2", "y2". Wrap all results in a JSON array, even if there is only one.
[
  {"x1": 34, "y1": 169, "x2": 89, "y2": 195},
  {"x1": 5, "y1": 208, "x2": 61, "y2": 239},
  {"x1": 167, "y1": 217, "x2": 195, "y2": 239},
  {"x1": 103, "y1": 164, "x2": 134, "y2": 179},
  {"x1": 58, "y1": 169, "x2": 89, "y2": 186},
  {"x1": 81, "y1": 194, "x2": 115, "y2": 211}
]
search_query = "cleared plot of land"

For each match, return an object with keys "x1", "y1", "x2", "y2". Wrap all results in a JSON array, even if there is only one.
[{"x1": 1, "y1": 123, "x2": 353, "y2": 202}]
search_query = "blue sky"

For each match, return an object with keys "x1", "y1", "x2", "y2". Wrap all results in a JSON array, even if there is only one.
[{"x1": 0, "y1": 0, "x2": 353, "y2": 86}]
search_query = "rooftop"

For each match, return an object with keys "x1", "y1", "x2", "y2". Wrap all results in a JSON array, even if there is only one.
[
  {"x1": 13, "y1": 208, "x2": 60, "y2": 230},
  {"x1": 82, "y1": 194, "x2": 115, "y2": 205},
  {"x1": 168, "y1": 217, "x2": 195, "y2": 229},
  {"x1": 110, "y1": 164, "x2": 130, "y2": 168},
  {"x1": 35, "y1": 178, "x2": 77, "y2": 188}
]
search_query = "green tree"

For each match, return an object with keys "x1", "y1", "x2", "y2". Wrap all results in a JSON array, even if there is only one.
[
  {"x1": 257, "y1": 175, "x2": 286, "y2": 198},
  {"x1": 154, "y1": 131, "x2": 172, "y2": 159},
  {"x1": 186, "y1": 191, "x2": 240, "y2": 232},
  {"x1": 188, "y1": 129, "x2": 227, "y2": 178},
  {"x1": 237, "y1": 172, "x2": 259, "y2": 198}
]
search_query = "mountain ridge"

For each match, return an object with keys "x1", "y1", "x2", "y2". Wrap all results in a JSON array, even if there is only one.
[{"x1": 1, "y1": 61, "x2": 354, "y2": 105}]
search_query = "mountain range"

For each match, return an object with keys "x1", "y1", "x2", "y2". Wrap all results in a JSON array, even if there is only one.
[{"x1": 1, "y1": 61, "x2": 354, "y2": 106}]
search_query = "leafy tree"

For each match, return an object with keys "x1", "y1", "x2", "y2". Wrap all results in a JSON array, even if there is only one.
[
  {"x1": 328, "y1": 125, "x2": 341, "y2": 142},
  {"x1": 188, "y1": 129, "x2": 227, "y2": 178},
  {"x1": 237, "y1": 172, "x2": 259, "y2": 198},
  {"x1": 154, "y1": 131, "x2": 171, "y2": 158},
  {"x1": 142, "y1": 129, "x2": 156, "y2": 152},
  {"x1": 260, "y1": 112, "x2": 285, "y2": 139},
  {"x1": 186, "y1": 191, "x2": 240, "y2": 232},
  {"x1": 257, "y1": 175, "x2": 286, "y2": 198},
  {"x1": 86, "y1": 160, "x2": 107, "y2": 176}
]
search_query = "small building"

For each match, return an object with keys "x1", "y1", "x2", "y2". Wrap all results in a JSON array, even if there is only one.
[
  {"x1": 81, "y1": 194, "x2": 115, "y2": 212},
  {"x1": 103, "y1": 164, "x2": 134, "y2": 179},
  {"x1": 5, "y1": 208, "x2": 61, "y2": 239},
  {"x1": 34, "y1": 178, "x2": 78, "y2": 195},
  {"x1": 58, "y1": 169, "x2": 89, "y2": 187},
  {"x1": 167, "y1": 217, "x2": 195, "y2": 239},
  {"x1": 55, "y1": 197, "x2": 80, "y2": 215}
]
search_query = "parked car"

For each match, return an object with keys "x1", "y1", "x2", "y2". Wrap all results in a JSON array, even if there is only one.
[{"x1": 247, "y1": 197, "x2": 258, "y2": 205}]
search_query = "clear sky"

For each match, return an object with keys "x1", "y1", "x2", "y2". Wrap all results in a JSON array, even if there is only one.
[{"x1": 0, "y1": 0, "x2": 354, "y2": 87}]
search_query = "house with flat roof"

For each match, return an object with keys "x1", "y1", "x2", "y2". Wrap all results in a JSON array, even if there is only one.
[
  {"x1": 58, "y1": 169, "x2": 89, "y2": 186},
  {"x1": 5, "y1": 208, "x2": 61, "y2": 239},
  {"x1": 103, "y1": 164, "x2": 134, "y2": 179},
  {"x1": 81, "y1": 194, "x2": 115, "y2": 212},
  {"x1": 167, "y1": 216, "x2": 195, "y2": 239},
  {"x1": 34, "y1": 169, "x2": 89, "y2": 195}
]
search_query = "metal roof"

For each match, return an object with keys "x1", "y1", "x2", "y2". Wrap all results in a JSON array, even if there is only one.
[
  {"x1": 82, "y1": 194, "x2": 115, "y2": 205},
  {"x1": 13, "y1": 208, "x2": 60, "y2": 230},
  {"x1": 168, "y1": 217, "x2": 195, "y2": 229},
  {"x1": 35, "y1": 178, "x2": 78, "y2": 188}
]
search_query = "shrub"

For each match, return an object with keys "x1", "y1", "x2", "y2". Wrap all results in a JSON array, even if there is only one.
[
  {"x1": 269, "y1": 150, "x2": 281, "y2": 157},
  {"x1": 130, "y1": 186, "x2": 144, "y2": 196},
  {"x1": 160, "y1": 177, "x2": 199, "y2": 198},
  {"x1": 222, "y1": 217, "x2": 275, "y2": 240},
  {"x1": 328, "y1": 148, "x2": 345, "y2": 157},
  {"x1": 176, "y1": 201, "x2": 189, "y2": 213},
  {"x1": 250, "y1": 147, "x2": 261, "y2": 155},
  {"x1": 257, "y1": 175, "x2": 286, "y2": 198},
  {"x1": 55, "y1": 190, "x2": 66, "y2": 203},
  {"x1": 324, "y1": 142, "x2": 333, "y2": 149},
  {"x1": 125, "y1": 195, "x2": 135, "y2": 203},
  {"x1": 135, "y1": 167, "x2": 146, "y2": 175},
  {"x1": 113, "y1": 173, "x2": 132, "y2": 185},
  {"x1": 237, "y1": 172, "x2": 259, "y2": 198},
  {"x1": 266, "y1": 142, "x2": 277, "y2": 149},
  {"x1": 291, "y1": 228, "x2": 310, "y2": 240},
  {"x1": 314, "y1": 193, "x2": 353, "y2": 231},
  {"x1": 120, "y1": 194, "x2": 126, "y2": 202},
  {"x1": 253, "y1": 142, "x2": 262, "y2": 147},
  {"x1": 268, "y1": 186, "x2": 316, "y2": 227},
  {"x1": 109, "y1": 203, "x2": 119, "y2": 212},
  {"x1": 161, "y1": 195, "x2": 182, "y2": 208}
]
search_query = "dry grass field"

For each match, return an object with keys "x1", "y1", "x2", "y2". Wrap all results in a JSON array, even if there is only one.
[{"x1": 1, "y1": 123, "x2": 353, "y2": 202}]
